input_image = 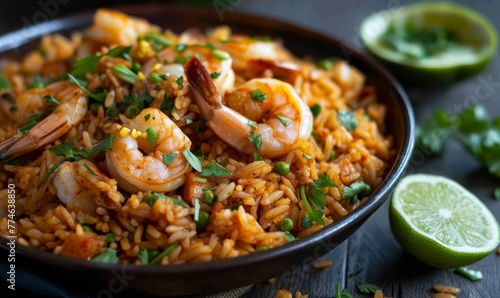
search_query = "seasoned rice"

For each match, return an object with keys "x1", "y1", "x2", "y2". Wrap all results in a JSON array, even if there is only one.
[{"x1": 0, "y1": 9, "x2": 394, "y2": 266}]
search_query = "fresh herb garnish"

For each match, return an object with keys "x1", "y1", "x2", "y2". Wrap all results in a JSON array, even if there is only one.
[
  {"x1": 143, "y1": 192, "x2": 189, "y2": 208},
  {"x1": 334, "y1": 282, "x2": 353, "y2": 298},
  {"x1": 301, "y1": 214, "x2": 314, "y2": 229},
  {"x1": 455, "y1": 267, "x2": 483, "y2": 281},
  {"x1": 88, "y1": 135, "x2": 116, "y2": 157},
  {"x1": 182, "y1": 148, "x2": 202, "y2": 172},
  {"x1": 29, "y1": 75, "x2": 47, "y2": 89},
  {"x1": 381, "y1": 24, "x2": 456, "y2": 60},
  {"x1": 149, "y1": 72, "x2": 162, "y2": 85},
  {"x1": 251, "y1": 36, "x2": 272, "y2": 42},
  {"x1": 309, "y1": 174, "x2": 337, "y2": 211},
  {"x1": 317, "y1": 58, "x2": 338, "y2": 70},
  {"x1": 43, "y1": 95, "x2": 60, "y2": 106},
  {"x1": 71, "y1": 45, "x2": 126, "y2": 78},
  {"x1": 91, "y1": 248, "x2": 119, "y2": 264},
  {"x1": 210, "y1": 72, "x2": 221, "y2": 79},
  {"x1": 342, "y1": 181, "x2": 371, "y2": 205},
  {"x1": 83, "y1": 163, "x2": 98, "y2": 175},
  {"x1": 106, "y1": 233, "x2": 115, "y2": 243},
  {"x1": 250, "y1": 89, "x2": 267, "y2": 101},
  {"x1": 277, "y1": 115, "x2": 292, "y2": 126},
  {"x1": 415, "y1": 109, "x2": 454, "y2": 156},
  {"x1": 283, "y1": 232, "x2": 297, "y2": 243},
  {"x1": 201, "y1": 162, "x2": 231, "y2": 177},
  {"x1": 149, "y1": 242, "x2": 178, "y2": 265},
  {"x1": 356, "y1": 283, "x2": 381, "y2": 294},
  {"x1": 248, "y1": 120, "x2": 257, "y2": 128},
  {"x1": 82, "y1": 225, "x2": 93, "y2": 232},
  {"x1": 144, "y1": 114, "x2": 151, "y2": 121},
  {"x1": 163, "y1": 152, "x2": 177, "y2": 166},
  {"x1": 175, "y1": 44, "x2": 187, "y2": 52},
  {"x1": 211, "y1": 49, "x2": 229, "y2": 60},
  {"x1": 137, "y1": 248, "x2": 149, "y2": 265},
  {"x1": 114, "y1": 92, "x2": 154, "y2": 118},
  {"x1": 494, "y1": 187, "x2": 500, "y2": 200},
  {"x1": 67, "y1": 74, "x2": 108, "y2": 102},
  {"x1": 113, "y1": 65, "x2": 139, "y2": 84},
  {"x1": 253, "y1": 152, "x2": 263, "y2": 161},
  {"x1": 299, "y1": 185, "x2": 325, "y2": 225},
  {"x1": 176, "y1": 76, "x2": 184, "y2": 88},
  {"x1": 338, "y1": 110, "x2": 358, "y2": 132},
  {"x1": 248, "y1": 131, "x2": 263, "y2": 150},
  {"x1": 143, "y1": 33, "x2": 172, "y2": 51},
  {"x1": 145, "y1": 127, "x2": 159, "y2": 147},
  {"x1": 173, "y1": 56, "x2": 189, "y2": 65},
  {"x1": 0, "y1": 74, "x2": 11, "y2": 92},
  {"x1": 348, "y1": 268, "x2": 363, "y2": 277}
]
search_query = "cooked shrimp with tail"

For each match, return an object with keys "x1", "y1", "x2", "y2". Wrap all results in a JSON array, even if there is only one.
[
  {"x1": 0, "y1": 81, "x2": 88, "y2": 159},
  {"x1": 185, "y1": 57, "x2": 312, "y2": 158},
  {"x1": 53, "y1": 160, "x2": 124, "y2": 216},
  {"x1": 106, "y1": 107, "x2": 192, "y2": 194}
]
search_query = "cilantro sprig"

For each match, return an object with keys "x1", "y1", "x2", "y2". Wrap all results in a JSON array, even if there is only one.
[
  {"x1": 342, "y1": 181, "x2": 371, "y2": 205},
  {"x1": 417, "y1": 105, "x2": 500, "y2": 179}
]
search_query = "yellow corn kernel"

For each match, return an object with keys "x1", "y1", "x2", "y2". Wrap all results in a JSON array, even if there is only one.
[
  {"x1": 142, "y1": 132, "x2": 148, "y2": 139},
  {"x1": 137, "y1": 40, "x2": 150, "y2": 58},
  {"x1": 116, "y1": 124, "x2": 122, "y2": 130},
  {"x1": 138, "y1": 71, "x2": 145, "y2": 81},
  {"x1": 119, "y1": 127, "x2": 131, "y2": 137},
  {"x1": 131, "y1": 129, "x2": 140, "y2": 139},
  {"x1": 152, "y1": 63, "x2": 161, "y2": 71}
]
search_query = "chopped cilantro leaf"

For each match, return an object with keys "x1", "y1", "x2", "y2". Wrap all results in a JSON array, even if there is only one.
[
  {"x1": 182, "y1": 148, "x2": 202, "y2": 172},
  {"x1": 248, "y1": 131, "x2": 262, "y2": 150},
  {"x1": 338, "y1": 110, "x2": 358, "y2": 132},
  {"x1": 163, "y1": 152, "x2": 177, "y2": 166},
  {"x1": 250, "y1": 89, "x2": 267, "y2": 101},
  {"x1": 201, "y1": 162, "x2": 231, "y2": 177}
]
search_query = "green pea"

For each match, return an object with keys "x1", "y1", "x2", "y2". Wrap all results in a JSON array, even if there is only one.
[
  {"x1": 274, "y1": 161, "x2": 290, "y2": 176},
  {"x1": 203, "y1": 189, "x2": 215, "y2": 205},
  {"x1": 131, "y1": 61, "x2": 141, "y2": 73},
  {"x1": 279, "y1": 218, "x2": 294, "y2": 232},
  {"x1": 195, "y1": 210, "x2": 210, "y2": 229},
  {"x1": 29, "y1": 81, "x2": 46, "y2": 89},
  {"x1": 328, "y1": 150, "x2": 336, "y2": 161},
  {"x1": 310, "y1": 104, "x2": 322, "y2": 117},
  {"x1": 256, "y1": 246, "x2": 268, "y2": 252}
]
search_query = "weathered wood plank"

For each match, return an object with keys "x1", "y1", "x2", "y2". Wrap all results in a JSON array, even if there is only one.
[{"x1": 245, "y1": 242, "x2": 347, "y2": 297}]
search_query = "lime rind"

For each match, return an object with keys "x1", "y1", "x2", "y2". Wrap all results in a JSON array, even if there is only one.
[{"x1": 392, "y1": 174, "x2": 499, "y2": 254}]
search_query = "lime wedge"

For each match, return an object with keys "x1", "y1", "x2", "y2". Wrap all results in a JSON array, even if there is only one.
[
  {"x1": 390, "y1": 174, "x2": 500, "y2": 268},
  {"x1": 360, "y1": 2, "x2": 498, "y2": 86}
]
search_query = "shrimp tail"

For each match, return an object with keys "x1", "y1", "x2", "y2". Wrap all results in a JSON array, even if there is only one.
[
  {"x1": 185, "y1": 57, "x2": 221, "y2": 120},
  {"x1": 0, "y1": 118, "x2": 68, "y2": 159}
]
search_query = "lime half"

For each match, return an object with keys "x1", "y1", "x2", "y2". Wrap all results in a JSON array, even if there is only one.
[{"x1": 390, "y1": 174, "x2": 500, "y2": 268}]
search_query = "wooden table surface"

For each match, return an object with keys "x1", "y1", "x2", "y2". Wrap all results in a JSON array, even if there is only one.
[
  {"x1": 232, "y1": 0, "x2": 500, "y2": 297},
  {"x1": 0, "y1": 1, "x2": 498, "y2": 297}
]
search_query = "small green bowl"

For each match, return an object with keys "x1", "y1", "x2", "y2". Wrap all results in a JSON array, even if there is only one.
[{"x1": 360, "y1": 2, "x2": 498, "y2": 86}]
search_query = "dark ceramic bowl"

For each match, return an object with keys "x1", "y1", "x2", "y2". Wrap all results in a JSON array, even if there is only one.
[{"x1": 0, "y1": 6, "x2": 415, "y2": 296}]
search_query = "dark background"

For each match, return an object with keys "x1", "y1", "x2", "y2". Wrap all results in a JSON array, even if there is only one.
[{"x1": 1, "y1": 0, "x2": 499, "y2": 297}]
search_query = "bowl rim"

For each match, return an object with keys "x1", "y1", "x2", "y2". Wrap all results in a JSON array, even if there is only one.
[
  {"x1": 0, "y1": 5, "x2": 415, "y2": 276},
  {"x1": 359, "y1": 1, "x2": 498, "y2": 70}
]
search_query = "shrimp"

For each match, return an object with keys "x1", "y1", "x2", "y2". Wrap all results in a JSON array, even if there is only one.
[
  {"x1": 185, "y1": 57, "x2": 312, "y2": 158},
  {"x1": 0, "y1": 81, "x2": 87, "y2": 159},
  {"x1": 141, "y1": 45, "x2": 235, "y2": 95},
  {"x1": 87, "y1": 9, "x2": 153, "y2": 46},
  {"x1": 215, "y1": 34, "x2": 294, "y2": 70},
  {"x1": 106, "y1": 108, "x2": 192, "y2": 194},
  {"x1": 52, "y1": 160, "x2": 124, "y2": 215}
]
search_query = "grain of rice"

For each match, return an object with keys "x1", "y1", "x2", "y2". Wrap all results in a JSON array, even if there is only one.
[
  {"x1": 217, "y1": 182, "x2": 235, "y2": 202},
  {"x1": 313, "y1": 260, "x2": 332, "y2": 269},
  {"x1": 433, "y1": 284, "x2": 460, "y2": 295},
  {"x1": 374, "y1": 290, "x2": 384, "y2": 298},
  {"x1": 432, "y1": 294, "x2": 456, "y2": 298}
]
